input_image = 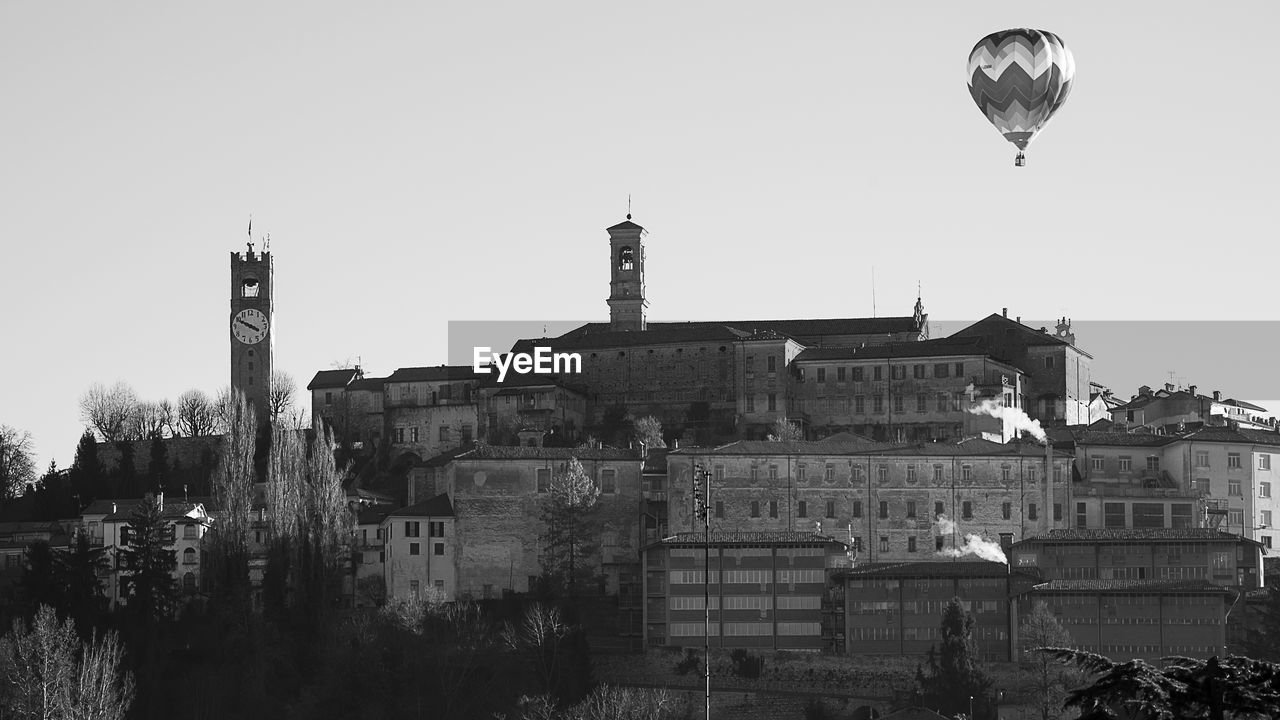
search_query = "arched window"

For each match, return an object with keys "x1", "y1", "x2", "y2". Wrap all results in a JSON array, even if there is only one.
[
  {"x1": 241, "y1": 277, "x2": 260, "y2": 297},
  {"x1": 183, "y1": 547, "x2": 196, "y2": 565},
  {"x1": 618, "y1": 246, "x2": 634, "y2": 271},
  {"x1": 183, "y1": 572, "x2": 196, "y2": 593}
]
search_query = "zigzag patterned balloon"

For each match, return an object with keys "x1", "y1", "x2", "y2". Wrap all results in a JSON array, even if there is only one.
[{"x1": 967, "y1": 29, "x2": 1074, "y2": 165}]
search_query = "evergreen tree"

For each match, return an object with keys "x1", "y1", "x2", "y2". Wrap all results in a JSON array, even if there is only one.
[
  {"x1": 70, "y1": 429, "x2": 104, "y2": 506},
  {"x1": 911, "y1": 597, "x2": 995, "y2": 719},
  {"x1": 146, "y1": 434, "x2": 168, "y2": 494},
  {"x1": 1245, "y1": 584, "x2": 1280, "y2": 663},
  {"x1": 19, "y1": 541, "x2": 59, "y2": 613},
  {"x1": 118, "y1": 492, "x2": 179, "y2": 621},
  {"x1": 113, "y1": 441, "x2": 137, "y2": 498},
  {"x1": 539, "y1": 457, "x2": 601, "y2": 596},
  {"x1": 57, "y1": 532, "x2": 109, "y2": 635}
]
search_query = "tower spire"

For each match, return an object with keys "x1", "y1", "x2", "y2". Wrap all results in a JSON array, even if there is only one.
[{"x1": 627, "y1": 194, "x2": 632, "y2": 221}]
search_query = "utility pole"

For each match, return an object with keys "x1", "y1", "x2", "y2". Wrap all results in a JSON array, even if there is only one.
[{"x1": 693, "y1": 464, "x2": 712, "y2": 720}]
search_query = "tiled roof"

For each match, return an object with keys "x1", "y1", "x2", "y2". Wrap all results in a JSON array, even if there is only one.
[
  {"x1": 356, "y1": 506, "x2": 394, "y2": 525},
  {"x1": 839, "y1": 560, "x2": 1011, "y2": 579},
  {"x1": 880, "y1": 709, "x2": 952, "y2": 720},
  {"x1": 388, "y1": 494, "x2": 454, "y2": 518},
  {"x1": 103, "y1": 501, "x2": 209, "y2": 523},
  {"x1": 1182, "y1": 427, "x2": 1280, "y2": 447},
  {"x1": 347, "y1": 377, "x2": 386, "y2": 392},
  {"x1": 82, "y1": 496, "x2": 216, "y2": 517},
  {"x1": 520, "y1": 325, "x2": 753, "y2": 352},
  {"x1": 643, "y1": 448, "x2": 671, "y2": 474},
  {"x1": 459, "y1": 446, "x2": 641, "y2": 461},
  {"x1": 556, "y1": 316, "x2": 922, "y2": 346},
  {"x1": 674, "y1": 437, "x2": 1061, "y2": 458},
  {"x1": 1223, "y1": 398, "x2": 1269, "y2": 412},
  {"x1": 1070, "y1": 431, "x2": 1179, "y2": 447},
  {"x1": 950, "y1": 313, "x2": 1075, "y2": 348},
  {"x1": 606, "y1": 219, "x2": 644, "y2": 232},
  {"x1": 385, "y1": 366, "x2": 482, "y2": 383},
  {"x1": 1028, "y1": 528, "x2": 1254, "y2": 544},
  {"x1": 793, "y1": 336, "x2": 998, "y2": 363},
  {"x1": 307, "y1": 369, "x2": 359, "y2": 390},
  {"x1": 421, "y1": 444, "x2": 479, "y2": 468},
  {"x1": 1034, "y1": 579, "x2": 1232, "y2": 593},
  {"x1": 659, "y1": 531, "x2": 843, "y2": 546}
]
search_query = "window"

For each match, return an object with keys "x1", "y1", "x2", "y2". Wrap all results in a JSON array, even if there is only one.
[
  {"x1": 913, "y1": 364, "x2": 925, "y2": 379},
  {"x1": 184, "y1": 524, "x2": 197, "y2": 539},
  {"x1": 798, "y1": 501, "x2": 807, "y2": 518},
  {"x1": 855, "y1": 396, "x2": 865, "y2": 413},
  {"x1": 906, "y1": 465, "x2": 917, "y2": 484},
  {"x1": 1104, "y1": 502, "x2": 1125, "y2": 528},
  {"x1": 933, "y1": 465, "x2": 944, "y2": 482},
  {"x1": 908, "y1": 536, "x2": 917, "y2": 553},
  {"x1": 1028, "y1": 503, "x2": 1038, "y2": 521},
  {"x1": 892, "y1": 366, "x2": 906, "y2": 380},
  {"x1": 410, "y1": 543, "x2": 420, "y2": 555},
  {"x1": 767, "y1": 394, "x2": 777, "y2": 412},
  {"x1": 1263, "y1": 510, "x2": 1273, "y2": 527},
  {"x1": 936, "y1": 536, "x2": 945, "y2": 551},
  {"x1": 916, "y1": 394, "x2": 927, "y2": 412},
  {"x1": 1092, "y1": 457, "x2": 1104, "y2": 471},
  {"x1": 715, "y1": 465, "x2": 724, "y2": 482},
  {"x1": 853, "y1": 367, "x2": 864, "y2": 381},
  {"x1": 962, "y1": 465, "x2": 972, "y2": 482},
  {"x1": 817, "y1": 368, "x2": 826, "y2": 383},
  {"x1": 935, "y1": 501, "x2": 945, "y2": 517},
  {"x1": 601, "y1": 469, "x2": 617, "y2": 494},
  {"x1": 1146, "y1": 456, "x2": 1160, "y2": 471},
  {"x1": 1076, "y1": 502, "x2": 1087, "y2": 527},
  {"x1": 429, "y1": 521, "x2": 445, "y2": 537},
  {"x1": 1230, "y1": 480, "x2": 1242, "y2": 496},
  {"x1": 434, "y1": 542, "x2": 445, "y2": 556},
  {"x1": 410, "y1": 580, "x2": 420, "y2": 597},
  {"x1": 769, "y1": 500, "x2": 778, "y2": 519},
  {"x1": 183, "y1": 547, "x2": 196, "y2": 565},
  {"x1": 873, "y1": 395, "x2": 884, "y2": 413},
  {"x1": 537, "y1": 468, "x2": 550, "y2": 493},
  {"x1": 874, "y1": 366, "x2": 883, "y2": 381},
  {"x1": 746, "y1": 395, "x2": 755, "y2": 412},
  {"x1": 1229, "y1": 453, "x2": 1242, "y2": 469},
  {"x1": 394, "y1": 427, "x2": 405, "y2": 443},
  {"x1": 934, "y1": 363, "x2": 949, "y2": 378},
  {"x1": 954, "y1": 362, "x2": 964, "y2": 377},
  {"x1": 1196, "y1": 451, "x2": 1210, "y2": 468},
  {"x1": 962, "y1": 501, "x2": 972, "y2": 520},
  {"x1": 828, "y1": 501, "x2": 838, "y2": 519},
  {"x1": 1002, "y1": 502, "x2": 1011, "y2": 520},
  {"x1": 324, "y1": 391, "x2": 333, "y2": 405},
  {"x1": 769, "y1": 465, "x2": 778, "y2": 480},
  {"x1": 439, "y1": 426, "x2": 450, "y2": 442},
  {"x1": 715, "y1": 501, "x2": 724, "y2": 519},
  {"x1": 879, "y1": 501, "x2": 889, "y2": 519},
  {"x1": 1002, "y1": 465, "x2": 1011, "y2": 482},
  {"x1": 837, "y1": 367, "x2": 846, "y2": 382},
  {"x1": 1119, "y1": 456, "x2": 1132, "y2": 472},
  {"x1": 410, "y1": 426, "x2": 419, "y2": 443},
  {"x1": 1229, "y1": 509, "x2": 1244, "y2": 526},
  {"x1": 1195, "y1": 478, "x2": 1210, "y2": 495},
  {"x1": 1261, "y1": 455, "x2": 1272, "y2": 471},
  {"x1": 877, "y1": 465, "x2": 887, "y2": 484},
  {"x1": 1262, "y1": 482, "x2": 1272, "y2": 499},
  {"x1": 183, "y1": 572, "x2": 196, "y2": 593},
  {"x1": 405, "y1": 521, "x2": 421, "y2": 537},
  {"x1": 1054, "y1": 503, "x2": 1063, "y2": 521},
  {"x1": 768, "y1": 356, "x2": 777, "y2": 373},
  {"x1": 1045, "y1": 356, "x2": 1055, "y2": 369},
  {"x1": 750, "y1": 501, "x2": 760, "y2": 518},
  {"x1": 619, "y1": 246, "x2": 634, "y2": 270},
  {"x1": 893, "y1": 395, "x2": 904, "y2": 413},
  {"x1": 906, "y1": 501, "x2": 917, "y2": 519},
  {"x1": 879, "y1": 537, "x2": 889, "y2": 552},
  {"x1": 461, "y1": 424, "x2": 472, "y2": 443},
  {"x1": 937, "y1": 393, "x2": 948, "y2": 412}
]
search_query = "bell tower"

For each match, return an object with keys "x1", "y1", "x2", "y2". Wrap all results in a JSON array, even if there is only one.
[
  {"x1": 606, "y1": 217, "x2": 647, "y2": 331},
  {"x1": 230, "y1": 242, "x2": 274, "y2": 421}
]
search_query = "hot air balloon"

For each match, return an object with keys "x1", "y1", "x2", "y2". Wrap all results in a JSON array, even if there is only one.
[{"x1": 967, "y1": 29, "x2": 1074, "y2": 166}]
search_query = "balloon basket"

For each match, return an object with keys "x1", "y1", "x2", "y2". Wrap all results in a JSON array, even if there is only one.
[{"x1": 1014, "y1": 152, "x2": 1026, "y2": 167}]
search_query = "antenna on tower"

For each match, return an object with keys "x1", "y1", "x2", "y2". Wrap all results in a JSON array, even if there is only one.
[
  {"x1": 264, "y1": 233, "x2": 270, "y2": 253},
  {"x1": 248, "y1": 214, "x2": 252, "y2": 239},
  {"x1": 626, "y1": 194, "x2": 632, "y2": 221}
]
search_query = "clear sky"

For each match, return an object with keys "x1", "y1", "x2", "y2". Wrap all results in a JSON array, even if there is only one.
[{"x1": 4, "y1": 1, "x2": 1278, "y2": 469}]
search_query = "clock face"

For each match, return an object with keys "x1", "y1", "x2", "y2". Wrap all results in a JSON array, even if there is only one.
[{"x1": 232, "y1": 308, "x2": 269, "y2": 345}]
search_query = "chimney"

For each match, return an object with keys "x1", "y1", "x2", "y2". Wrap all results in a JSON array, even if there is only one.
[
  {"x1": 1140, "y1": 386, "x2": 1152, "y2": 397},
  {"x1": 1213, "y1": 390, "x2": 1222, "y2": 402},
  {"x1": 1044, "y1": 441, "x2": 1053, "y2": 537},
  {"x1": 1016, "y1": 316, "x2": 1021, "y2": 324},
  {"x1": 158, "y1": 491, "x2": 163, "y2": 507},
  {"x1": 111, "y1": 502, "x2": 117, "y2": 514},
  {"x1": 1189, "y1": 385, "x2": 1197, "y2": 396},
  {"x1": 1165, "y1": 383, "x2": 1175, "y2": 392},
  {"x1": 1002, "y1": 308, "x2": 1008, "y2": 318}
]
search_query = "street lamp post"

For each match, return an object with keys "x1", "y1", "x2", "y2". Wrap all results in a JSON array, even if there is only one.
[{"x1": 693, "y1": 465, "x2": 712, "y2": 720}]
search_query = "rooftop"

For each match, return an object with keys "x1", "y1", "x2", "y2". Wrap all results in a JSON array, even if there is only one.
[
  {"x1": 385, "y1": 366, "x2": 483, "y2": 384},
  {"x1": 307, "y1": 368, "x2": 360, "y2": 391},
  {"x1": 1034, "y1": 579, "x2": 1233, "y2": 593},
  {"x1": 792, "y1": 336, "x2": 1004, "y2": 363},
  {"x1": 387, "y1": 493, "x2": 454, "y2": 519},
  {"x1": 458, "y1": 445, "x2": 641, "y2": 461},
  {"x1": 1025, "y1": 528, "x2": 1258, "y2": 544},
  {"x1": 838, "y1": 560, "x2": 1012, "y2": 579},
  {"x1": 657, "y1": 531, "x2": 846, "y2": 548}
]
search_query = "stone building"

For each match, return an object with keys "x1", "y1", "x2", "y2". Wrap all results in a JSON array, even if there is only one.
[
  {"x1": 640, "y1": 531, "x2": 850, "y2": 651},
  {"x1": 666, "y1": 437, "x2": 1073, "y2": 565},
  {"x1": 381, "y1": 494, "x2": 457, "y2": 602},
  {"x1": 950, "y1": 312, "x2": 1093, "y2": 425},
  {"x1": 476, "y1": 373, "x2": 588, "y2": 446},
  {"x1": 1109, "y1": 384, "x2": 1275, "y2": 433},
  {"x1": 418, "y1": 445, "x2": 645, "y2": 599},
  {"x1": 80, "y1": 496, "x2": 214, "y2": 608},
  {"x1": 788, "y1": 336, "x2": 1026, "y2": 442}
]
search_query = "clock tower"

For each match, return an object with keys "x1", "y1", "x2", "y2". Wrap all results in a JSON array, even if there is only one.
[{"x1": 231, "y1": 243, "x2": 273, "y2": 421}]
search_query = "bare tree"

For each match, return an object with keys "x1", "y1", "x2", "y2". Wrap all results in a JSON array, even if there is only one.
[
  {"x1": 212, "y1": 386, "x2": 235, "y2": 435},
  {"x1": 267, "y1": 370, "x2": 298, "y2": 425},
  {"x1": 0, "y1": 425, "x2": 38, "y2": 499},
  {"x1": 135, "y1": 400, "x2": 174, "y2": 439},
  {"x1": 1020, "y1": 601, "x2": 1079, "y2": 720},
  {"x1": 210, "y1": 389, "x2": 258, "y2": 593},
  {"x1": 176, "y1": 389, "x2": 219, "y2": 437},
  {"x1": 768, "y1": 417, "x2": 804, "y2": 442},
  {"x1": 79, "y1": 382, "x2": 140, "y2": 442}
]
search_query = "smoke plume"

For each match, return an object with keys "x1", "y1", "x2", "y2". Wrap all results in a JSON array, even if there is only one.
[
  {"x1": 934, "y1": 514, "x2": 1008, "y2": 564},
  {"x1": 967, "y1": 396, "x2": 1047, "y2": 444}
]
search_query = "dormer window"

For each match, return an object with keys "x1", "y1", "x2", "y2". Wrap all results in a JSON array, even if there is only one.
[
  {"x1": 242, "y1": 278, "x2": 260, "y2": 297},
  {"x1": 619, "y1": 246, "x2": 634, "y2": 271}
]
